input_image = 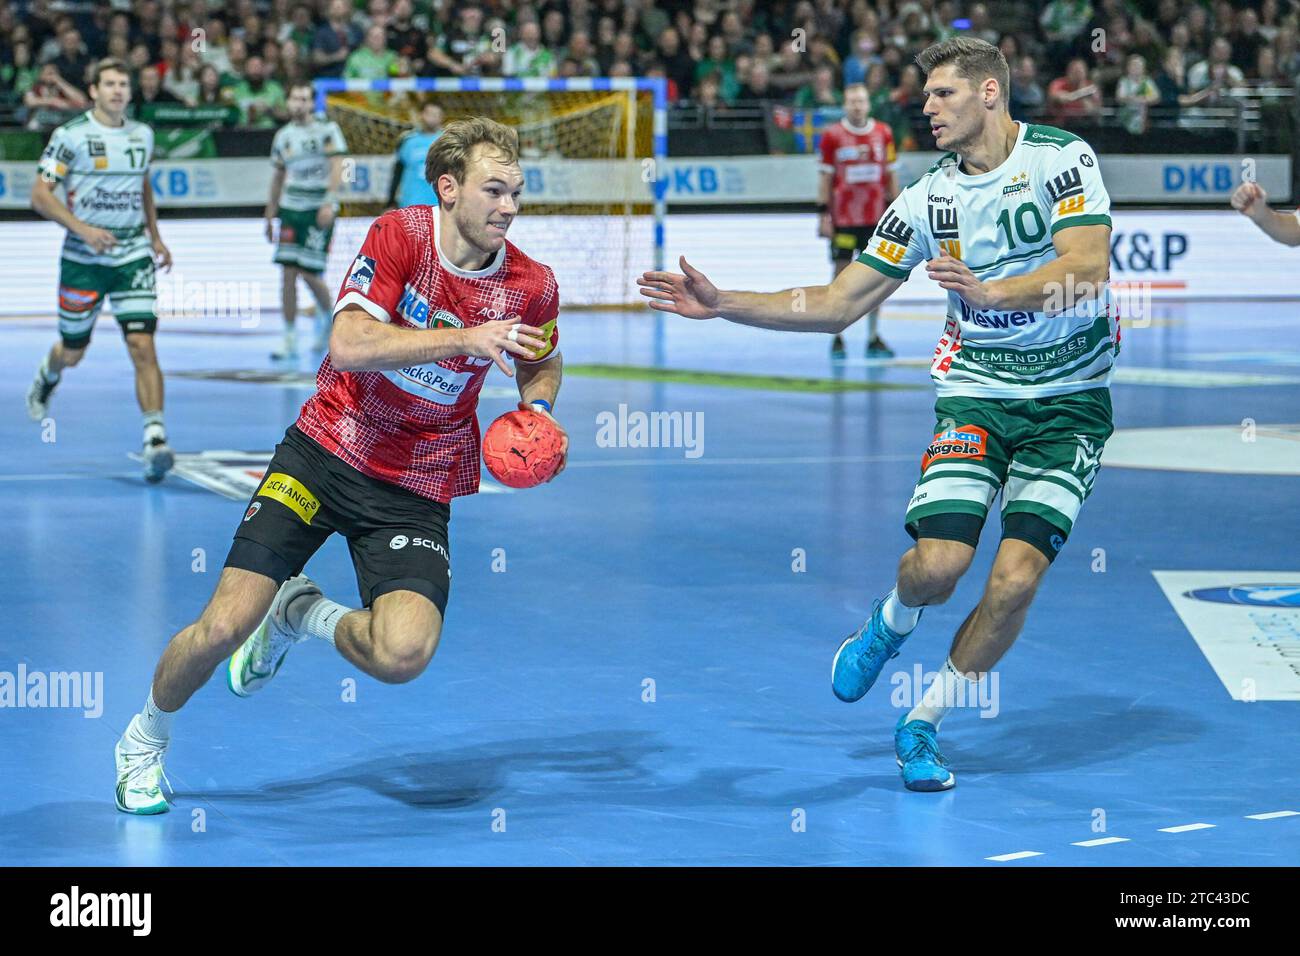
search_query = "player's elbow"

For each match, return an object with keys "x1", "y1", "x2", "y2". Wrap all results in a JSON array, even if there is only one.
[{"x1": 328, "y1": 312, "x2": 363, "y2": 369}]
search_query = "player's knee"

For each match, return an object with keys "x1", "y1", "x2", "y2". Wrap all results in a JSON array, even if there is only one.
[
  {"x1": 370, "y1": 631, "x2": 436, "y2": 684},
  {"x1": 125, "y1": 334, "x2": 156, "y2": 363},
  {"x1": 912, "y1": 538, "x2": 974, "y2": 595},
  {"x1": 985, "y1": 564, "x2": 1043, "y2": 616},
  {"x1": 192, "y1": 614, "x2": 247, "y2": 657},
  {"x1": 60, "y1": 346, "x2": 87, "y2": 367}
]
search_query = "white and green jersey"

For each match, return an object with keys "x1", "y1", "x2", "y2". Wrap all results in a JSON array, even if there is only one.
[
  {"x1": 272, "y1": 118, "x2": 347, "y2": 211},
  {"x1": 37, "y1": 110, "x2": 155, "y2": 267},
  {"x1": 861, "y1": 123, "x2": 1116, "y2": 399}
]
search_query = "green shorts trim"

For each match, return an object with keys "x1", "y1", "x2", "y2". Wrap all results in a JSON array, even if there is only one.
[
  {"x1": 57, "y1": 256, "x2": 157, "y2": 347},
  {"x1": 274, "y1": 207, "x2": 333, "y2": 273},
  {"x1": 903, "y1": 388, "x2": 1114, "y2": 541}
]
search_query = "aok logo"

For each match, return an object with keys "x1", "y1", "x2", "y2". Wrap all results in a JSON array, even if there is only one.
[{"x1": 476, "y1": 305, "x2": 522, "y2": 321}]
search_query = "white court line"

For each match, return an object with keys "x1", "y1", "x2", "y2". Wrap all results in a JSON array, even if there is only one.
[
  {"x1": 1071, "y1": 837, "x2": 1130, "y2": 847},
  {"x1": 1158, "y1": 823, "x2": 1216, "y2": 833},
  {"x1": 1245, "y1": 810, "x2": 1300, "y2": 820},
  {"x1": 566, "y1": 454, "x2": 916, "y2": 469},
  {"x1": 985, "y1": 850, "x2": 1044, "y2": 862},
  {"x1": 0, "y1": 473, "x2": 130, "y2": 481}
]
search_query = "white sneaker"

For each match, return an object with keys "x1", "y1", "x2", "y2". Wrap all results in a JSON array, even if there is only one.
[
  {"x1": 142, "y1": 437, "x2": 174, "y2": 483},
  {"x1": 114, "y1": 722, "x2": 172, "y2": 815},
  {"x1": 26, "y1": 366, "x2": 59, "y2": 422},
  {"x1": 227, "y1": 574, "x2": 321, "y2": 697}
]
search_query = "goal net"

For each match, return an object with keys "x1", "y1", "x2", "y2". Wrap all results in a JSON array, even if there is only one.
[{"x1": 317, "y1": 77, "x2": 666, "y2": 309}]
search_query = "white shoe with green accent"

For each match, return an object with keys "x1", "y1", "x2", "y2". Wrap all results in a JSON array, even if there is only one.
[
  {"x1": 114, "y1": 727, "x2": 172, "y2": 815},
  {"x1": 227, "y1": 574, "x2": 320, "y2": 698}
]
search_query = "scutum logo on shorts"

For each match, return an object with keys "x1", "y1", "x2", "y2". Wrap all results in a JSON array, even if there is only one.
[{"x1": 389, "y1": 534, "x2": 409, "y2": 549}]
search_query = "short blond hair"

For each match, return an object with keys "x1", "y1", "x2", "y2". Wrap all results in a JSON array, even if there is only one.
[{"x1": 424, "y1": 116, "x2": 520, "y2": 192}]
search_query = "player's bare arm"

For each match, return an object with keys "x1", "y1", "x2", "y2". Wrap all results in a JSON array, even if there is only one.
[
  {"x1": 30, "y1": 173, "x2": 117, "y2": 254},
  {"x1": 925, "y1": 223, "x2": 1111, "y2": 311},
  {"x1": 1231, "y1": 181, "x2": 1300, "y2": 246},
  {"x1": 515, "y1": 353, "x2": 567, "y2": 479},
  {"x1": 264, "y1": 166, "x2": 285, "y2": 242},
  {"x1": 817, "y1": 170, "x2": 833, "y2": 238},
  {"x1": 638, "y1": 255, "x2": 902, "y2": 333},
  {"x1": 142, "y1": 175, "x2": 172, "y2": 271},
  {"x1": 318, "y1": 154, "x2": 344, "y2": 229},
  {"x1": 329, "y1": 304, "x2": 547, "y2": 375}
]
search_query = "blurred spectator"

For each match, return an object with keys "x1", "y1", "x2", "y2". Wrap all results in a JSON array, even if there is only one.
[
  {"x1": 964, "y1": 4, "x2": 1000, "y2": 46},
  {"x1": 346, "y1": 24, "x2": 398, "y2": 79},
  {"x1": 2, "y1": 41, "x2": 40, "y2": 99},
  {"x1": 136, "y1": 64, "x2": 183, "y2": 107},
  {"x1": 842, "y1": 30, "x2": 881, "y2": 87},
  {"x1": 736, "y1": 60, "x2": 775, "y2": 103},
  {"x1": 1009, "y1": 55, "x2": 1045, "y2": 120},
  {"x1": 1046, "y1": 57, "x2": 1101, "y2": 124},
  {"x1": 1115, "y1": 53, "x2": 1159, "y2": 135},
  {"x1": 794, "y1": 64, "x2": 843, "y2": 109},
  {"x1": 49, "y1": 28, "x2": 92, "y2": 89},
  {"x1": 891, "y1": 64, "x2": 928, "y2": 148},
  {"x1": 1185, "y1": 5, "x2": 1212, "y2": 58},
  {"x1": 1039, "y1": 0, "x2": 1092, "y2": 64},
  {"x1": 695, "y1": 35, "x2": 738, "y2": 103},
  {"x1": 313, "y1": 0, "x2": 360, "y2": 79},
  {"x1": 655, "y1": 27, "x2": 695, "y2": 101},
  {"x1": 1230, "y1": 9, "x2": 1269, "y2": 73},
  {"x1": 282, "y1": 5, "x2": 317, "y2": 53},
  {"x1": 504, "y1": 21, "x2": 555, "y2": 77},
  {"x1": 25, "y1": 62, "x2": 89, "y2": 115},
  {"x1": 442, "y1": 5, "x2": 495, "y2": 75},
  {"x1": 232, "y1": 54, "x2": 287, "y2": 126},
  {"x1": 565, "y1": 31, "x2": 601, "y2": 77},
  {"x1": 1186, "y1": 38, "x2": 1244, "y2": 95}
]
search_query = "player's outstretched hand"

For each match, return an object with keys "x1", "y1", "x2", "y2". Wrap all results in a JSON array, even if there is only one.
[
  {"x1": 462, "y1": 319, "x2": 548, "y2": 377},
  {"x1": 637, "y1": 256, "x2": 721, "y2": 320},
  {"x1": 1230, "y1": 181, "x2": 1267, "y2": 216},
  {"x1": 519, "y1": 401, "x2": 568, "y2": 481},
  {"x1": 77, "y1": 225, "x2": 117, "y2": 255}
]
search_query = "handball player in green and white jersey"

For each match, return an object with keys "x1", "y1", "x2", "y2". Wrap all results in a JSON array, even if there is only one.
[
  {"x1": 264, "y1": 82, "x2": 348, "y2": 359},
  {"x1": 27, "y1": 57, "x2": 176, "y2": 483},
  {"x1": 638, "y1": 37, "x2": 1117, "y2": 791}
]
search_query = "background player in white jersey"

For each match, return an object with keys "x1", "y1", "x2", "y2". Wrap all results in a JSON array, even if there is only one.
[
  {"x1": 1229, "y1": 180, "x2": 1300, "y2": 246},
  {"x1": 265, "y1": 83, "x2": 348, "y2": 359},
  {"x1": 114, "y1": 117, "x2": 566, "y2": 815},
  {"x1": 27, "y1": 58, "x2": 176, "y2": 483},
  {"x1": 639, "y1": 38, "x2": 1114, "y2": 792}
]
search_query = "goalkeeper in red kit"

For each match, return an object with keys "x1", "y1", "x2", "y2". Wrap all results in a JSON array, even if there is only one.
[{"x1": 113, "y1": 117, "x2": 567, "y2": 814}]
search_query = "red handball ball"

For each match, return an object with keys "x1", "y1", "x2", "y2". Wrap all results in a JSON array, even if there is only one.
[{"x1": 482, "y1": 409, "x2": 565, "y2": 488}]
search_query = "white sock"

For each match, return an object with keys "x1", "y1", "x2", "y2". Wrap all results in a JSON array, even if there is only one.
[
  {"x1": 283, "y1": 329, "x2": 296, "y2": 350},
  {"x1": 40, "y1": 357, "x2": 59, "y2": 383},
  {"x1": 299, "y1": 595, "x2": 351, "y2": 646},
  {"x1": 142, "y1": 411, "x2": 166, "y2": 444},
  {"x1": 133, "y1": 691, "x2": 173, "y2": 745},
  {"x1": 881, "y1": 587, "x2": 922, "y2": 635},
  {"x1": 867, "y1": 310, "x2": 880, "y2": 340},
  {"x1": 907, "y1": 657, "x2": 979, "y2": 729}
]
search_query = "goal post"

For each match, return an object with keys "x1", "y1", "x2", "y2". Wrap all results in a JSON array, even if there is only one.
[{"x1": 314, "y1": 76, "x2": 667, "y2": 309}]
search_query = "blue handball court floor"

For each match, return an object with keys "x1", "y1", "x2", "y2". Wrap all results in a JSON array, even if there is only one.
[{"x1": 0, "y1": 299, "x2": 1297, "y2": 866}]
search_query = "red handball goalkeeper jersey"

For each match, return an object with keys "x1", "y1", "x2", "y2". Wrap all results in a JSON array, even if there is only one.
[
  {"x1": 295, "y1": 206, "x2": 560, "y2": 503},
  {"x1": 818, "y1": 118, "x2": 896, "y2": 227}
]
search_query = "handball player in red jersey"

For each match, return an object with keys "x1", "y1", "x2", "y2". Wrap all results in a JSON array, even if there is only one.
[{"x1": 113, "y1": 117, "x2": 566, "y2": 814}]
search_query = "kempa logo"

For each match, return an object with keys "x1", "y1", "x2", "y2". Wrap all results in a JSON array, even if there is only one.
[
  {"x1": 50, "y1": 887, "x2": 151, "y2": 936},
  {"x1": 0, "y1": 665, "x2": 102, "y2": 718},
  {"x1": 596, "y1": 404, "x2": 704, "y2": 459}
]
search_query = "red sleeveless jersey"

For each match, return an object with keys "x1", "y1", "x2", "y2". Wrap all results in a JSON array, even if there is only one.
[
  {"x1": 295, "y1": 206, "x2": 560, "y2": 503},
  {"x1": 818, "y1": 118, "x2": 896, "y2": 227}
]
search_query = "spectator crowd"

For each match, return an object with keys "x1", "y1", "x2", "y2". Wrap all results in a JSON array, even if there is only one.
[{"x1": 1, "y1": 0, "x2": 1297, "y2": 141}]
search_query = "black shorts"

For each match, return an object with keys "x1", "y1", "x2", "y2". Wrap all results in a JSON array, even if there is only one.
[
  {"x1": 830, "y1": 224, "x2": 878, "y2": 262},
  {"x1": 224, "y1": 426, "x2": 452, "y2": 614}
]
